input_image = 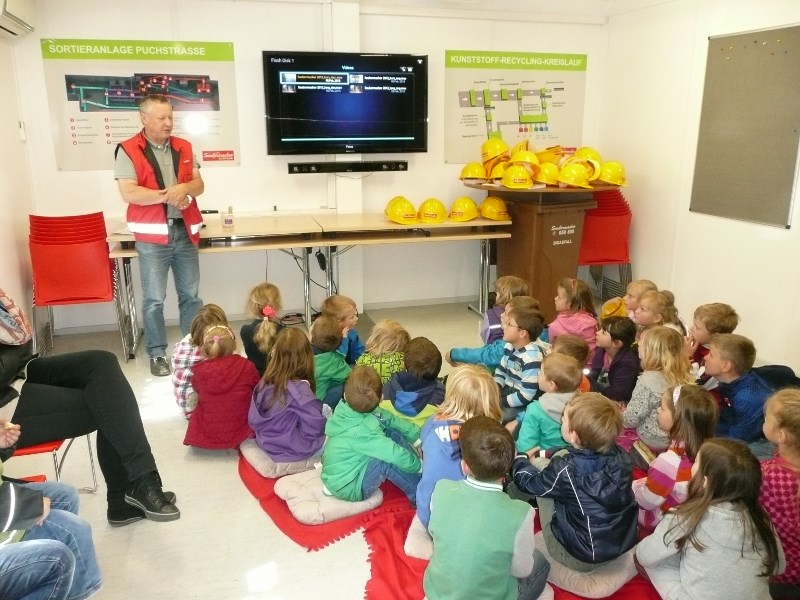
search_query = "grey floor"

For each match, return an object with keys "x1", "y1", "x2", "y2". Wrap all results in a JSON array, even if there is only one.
[{"x1": 4, "y1": 303, "x2": 483, "y2": 600}]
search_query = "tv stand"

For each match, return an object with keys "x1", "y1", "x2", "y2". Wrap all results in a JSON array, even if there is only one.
[{"x1": 288, "y1": 160, "x2": 408, "y2": 174}]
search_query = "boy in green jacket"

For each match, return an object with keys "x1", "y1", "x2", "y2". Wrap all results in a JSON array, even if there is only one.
[{"x1": 321, "y1": 366, "x2": 421, "y2": 503}]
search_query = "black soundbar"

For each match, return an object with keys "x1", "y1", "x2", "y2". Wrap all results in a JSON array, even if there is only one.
[{"x1": 288, "y1": 161, "x2": 408, "y2": 174}]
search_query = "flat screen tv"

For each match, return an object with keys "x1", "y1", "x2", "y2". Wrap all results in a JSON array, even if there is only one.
[{"x1": 262, "y1": 51, "x2": 428, "y2": 155}]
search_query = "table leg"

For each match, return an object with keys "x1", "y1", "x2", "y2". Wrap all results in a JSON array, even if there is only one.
[
  {"x1": 324, "y1": 247, "x2": 333, "y2": 295},
  {"x1": 303, "y1": 248, "x2": 311, "y2": 327},
  {"x1": 468, "y1": 238, "x2": 490, "y2": 316}
]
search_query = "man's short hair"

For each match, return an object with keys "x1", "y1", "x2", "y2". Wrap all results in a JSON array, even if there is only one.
[
  {"x1": 344, "y1": 366, "x2": 382, "y2": 413},
  {"x1": 310, "y1": 315, "x2": 342, "y2": 352},
  {"x1": 693, "y1": 303, "x2": 739, "y2": 334},
  {"x1": 404, "y1": 337, "x2": 442, "y2": 380},
  {"x1": 542, "y1": 353, "x2": 583, "y2": 392},
  {"x1": 566, "y1": 393, "x2": 622, "y2": 453},
  {"x1": 138, "y1": 94, "x2": 170, "y2": 113},
  {"x1": 459, "y1": 416, "x2": 515, "y2": 481},
  {"x1": 711, "y1": 333, "x2": 756, "y2": 375}
]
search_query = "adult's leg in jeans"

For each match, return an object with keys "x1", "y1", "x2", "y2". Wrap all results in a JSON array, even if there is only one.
[
  {"x1": 361, "y1": 428, "x2": 421, "y2": 504},
  {"x1": 0, "y1": 540, "x2": 75, "y2": 600},
  {"x1": 15, "y1": 351, "x2": 158, "y2": 497},
  {"x1": 170, "y1": 226, "x2": 202, "y2": 337},
  {"x1": 518, "y1": 550, "x2": 551, "y2": 600},
  {"x1": 25, "y1": 510, "x2": 102, "y2": 600},
  {"x1": 136, "y1": 239, "x2": 171, "y2": 358},
  {"x1": 22, "y1": 482, "x2": 79, "y2": 514}
]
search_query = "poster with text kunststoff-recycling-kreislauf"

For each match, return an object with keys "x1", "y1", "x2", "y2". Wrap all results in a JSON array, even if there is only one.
[
  {"x1": 444, "y1": 50, "x2": 587, "y2": 164},
  {"x1": 41, "y1": 39, "x2": 240, "y2": 171}
]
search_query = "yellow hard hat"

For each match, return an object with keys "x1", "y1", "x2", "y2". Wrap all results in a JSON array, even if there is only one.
[
  {"x1": 385, "y1": 196, "x2": 418, "y2": 225},
  {"x1": 501, "y1": 164, "x2": 534, "y2": 189},
  {"x1": 534, "y1": 162, "x2": 560, "y2": 186},
  {"x1": 565, "y1": 156, "x2": 601, "y2": 181},
  {"x1": 459, "y1": 162, "x2": 487, "y2": 181},
  {"x1": 557, "y1": 163, "x2": 593, "y2": 189},
  {"x1": 511, "y1": 139, "x2": 530, "y2": 155},
  {"x1": 449, "y1": 196, "x2": 480, "y2": 222},
  {"x1": 418, "y1": 197, "x2": 448, "y2": 223},
  {"x1": 573, "y1": 146, "x2": 603, "y2": 163},
  {"x1": 534, "y1": 145, "x2": 564, "y2": 164},
  {"x1": 481, "y1": 138, "x2": 510, "y2": 165},
  {"x1": 489, "y1": 161, "x2": 510, "y2": 181},
  {"x1": 596, "y1": 160, "x2": 628, "y2": 186},
  {"x1": 480, "y1": 196, "x2": 509, "y2": 221}
]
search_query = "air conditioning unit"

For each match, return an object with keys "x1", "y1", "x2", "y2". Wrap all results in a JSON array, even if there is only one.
[{"x1": 0, "y1": 0, "x2": 35, "y2": 38}]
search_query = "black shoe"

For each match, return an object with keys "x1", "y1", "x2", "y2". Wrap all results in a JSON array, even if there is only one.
[
  {"x1": 124, "y1": 472, "x2": 180, "y2": 522},
  {"x1": 108, "y1": 491, "x2": 177, "y2": 527},
  {"x1": 150, "y1": 356, "x2": 170, "y2": 377}
]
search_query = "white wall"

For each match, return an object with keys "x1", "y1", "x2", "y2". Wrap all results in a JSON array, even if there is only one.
[
  {"x1": 9, "y1": 0, "x2": 608, "y2": 329},
  {"x1": 0, "y1": 37, "x2": 34, "y2": 309},
  {"x1": 604, "y1": 0, "x2": 800, "y2": 368}
]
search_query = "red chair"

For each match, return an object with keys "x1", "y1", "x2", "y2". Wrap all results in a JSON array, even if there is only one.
[
  {"x1": 578, "y1": 190, "x2": 633, "y2": 300},
  {"x1": 28, "y1": 213, "x2": 123, "y2": 356},
  {"x1": 12, "y1": 436, "x2": 98, "y2": 493}
]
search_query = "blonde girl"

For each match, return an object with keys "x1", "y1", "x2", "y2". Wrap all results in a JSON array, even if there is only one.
[
  {"x1": 760, "y1": 389, "x2": 800, "y2": 596},
  {"x1": 623, "y1": 279, "x2": 657, "y2": 319},
  {"x1": 355, "y1": 319, "x2": 411, "y2": 384},
  {"x1": 637, "y1": 438, "x2": 783, "y2": 600},
  {"x1": 548, "y1": 277, "x2": 597, "y2": 361},
  {"x1": 184, "y1": 325, "x2": 260, "y2": 450},
  {"x1": 171, "y1": 303, "x2": 228, "y2": 416},
  {"x1": 483, "y1": 275, "x2": 530, "y2": 344},
  {"x1": 240, "y1": 283, "x2": 283, "y2": 376},
  {"x1": 321, "y1": 294, "x2": 365, "y2": 364},
  {"x1": 415, "y1": 365, "x2": 503, "y2": 527},
  {"x1": 622, "y1": 326, "x2": 693, "y2": 451},
  {"x1": 249, "y1": 328, "x2": 326, "y2": 462},
  {"x1": 633, "y1": 289, "x2": 683, "y2": 335},
  {"x1": 633, "y1": 384, "x2": 718, "y2": 530}
]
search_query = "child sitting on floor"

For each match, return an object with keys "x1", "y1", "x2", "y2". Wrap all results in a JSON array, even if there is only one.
[
  {"x1": 381, "y1": 336, "x2": 445, "y2": 427},
  {"x1": 321, "y1": 366, "x2": 421, "y2": 504},
  {"x1": 550, "y1": 334, "x2": 591, "y2": 392},
  {"x1": 184, "y1": 325, "x2": 260, "y2": 450},
  {"x1": 240, "y1": 282, "x2": 284, "y2": 376},
  {"x1": 704, "y1": 333, "x2": 774, "y2": 455},
  {"x1": 249, "y1": 327, "x2": 326, "y2": 463},
  {"x1": 424, "y1": 416, "x2": 551, "y2": 600},
  {"x1": 622, "y1": 279, "x2": 657, "y2": 321},
  {"x1": 446, "y1": 275, "x2": 531, "y2": 373},
  {"x1": 320, "y1": 294, "x2": 365, "y2": 365},
  {"x1": 310, "y1": 314, "x2": 351, "y2": 408},
  {"x1": 548, "y1": 277, "x2": 597, "y2": 361},
  {"x1": 355, "y1": 318, "x2": 410, "y2": 384},
  {"x1": 633, "y1": 289, "x2": 683, "y2": 338},
  {"x1": 622, "y1": 326, "x2": 693, "y2": 452},
  {"x1": 512, "y1": 352, "x2": 583, "y2": 456},
  {"x1": 636, "y1": 438, "x2": 784, "y2": 600},
  {"x1": 759, "y1": 389, "x2": 800, "y2": 598},
  {"x1": 494, "y1": 296, "x2": 547, "y2": 423},
  {"x1": 590, "y1": 316, "x2": 639, "y2": 403},
  {"x1": 632, "y1": 384, "x2": 717, "y2": 530},
  {"x1": 512, "y1": 393, "x2": 638, "y2": 572},
  {"x1": 170, "y1": 303, "x2": 227, "y2": 418},
  {"x1": 685, "y1": 302, "x2": 739, "y2": 386},
  {"x1": 416, "y1": 364, "x2": 503, "y2": 528}
]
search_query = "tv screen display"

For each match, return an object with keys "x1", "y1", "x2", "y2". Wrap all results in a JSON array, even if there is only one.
[{"x1": 262, "y1": 51, "x2": 428, "y2": 155}]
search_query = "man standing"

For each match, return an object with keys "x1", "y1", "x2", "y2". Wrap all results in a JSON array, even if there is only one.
[{"x1": 115, "y1": 95, "x2": 204, "y2": 376}]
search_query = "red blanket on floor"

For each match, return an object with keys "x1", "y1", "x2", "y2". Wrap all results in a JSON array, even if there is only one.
[{"x1": 238, "y1": 454, "x2": 660, "y2": 599}]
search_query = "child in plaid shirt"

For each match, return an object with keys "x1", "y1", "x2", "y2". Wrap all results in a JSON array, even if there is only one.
[{"x1": 171, "y1": 304, "x2": 228, "y2": 418}]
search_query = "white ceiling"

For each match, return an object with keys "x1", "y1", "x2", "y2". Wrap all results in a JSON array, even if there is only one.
[{"x1": 356, "y1": 0, "x2": 676, "y2": 18}]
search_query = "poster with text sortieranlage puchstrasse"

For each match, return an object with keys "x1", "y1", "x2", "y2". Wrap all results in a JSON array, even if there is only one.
[
  {"x1": 41, "y1": 39, "x2": 240, "y2": 171},
  {"x1": 444, "y1": 50, "x2": 587, "y2": 164}
]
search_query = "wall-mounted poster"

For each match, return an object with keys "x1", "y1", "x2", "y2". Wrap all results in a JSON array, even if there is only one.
[
  {"x1": 41, "y1": 39, "x2": 240, "y2": 171},
  {"x1": 444, "y1": 50, "x2": 587, "y2": 164}
]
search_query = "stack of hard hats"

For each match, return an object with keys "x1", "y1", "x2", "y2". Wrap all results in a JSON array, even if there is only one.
[{"x1": 459, "y1": 139, "x2": 629, "y2": 188}]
